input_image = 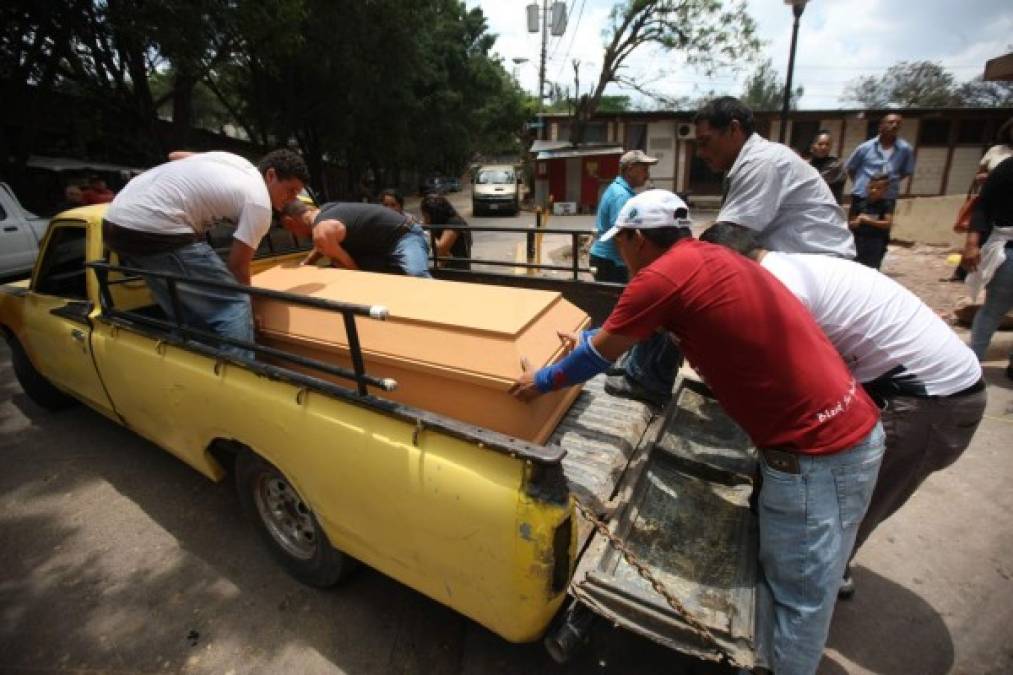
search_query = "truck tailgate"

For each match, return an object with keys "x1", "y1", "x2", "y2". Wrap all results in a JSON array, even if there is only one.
[{"x1": 566, "y1": 375, "x2": 760, "y2": 667}]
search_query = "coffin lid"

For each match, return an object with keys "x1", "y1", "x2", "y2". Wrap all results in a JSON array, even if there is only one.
[{"x1": 252, "y1": 264, "x2": 590, "y2": 385}]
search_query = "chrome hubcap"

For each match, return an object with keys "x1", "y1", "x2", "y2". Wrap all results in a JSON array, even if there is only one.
[{"x1": 254, "y1": 471, "x2": 317, "y2": 560}]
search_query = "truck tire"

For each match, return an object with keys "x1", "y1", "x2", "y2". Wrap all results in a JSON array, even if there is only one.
[
  {"x1": 6, "y1": 336, "x2": 77, "y2": 410},
  {"x1": 235, "y1": 449, "x2": 354, "y2": 587}
]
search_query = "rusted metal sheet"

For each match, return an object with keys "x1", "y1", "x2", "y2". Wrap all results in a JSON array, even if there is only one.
[{"x1": 571, "y1": 376, "x2": 759, "y2": 667}]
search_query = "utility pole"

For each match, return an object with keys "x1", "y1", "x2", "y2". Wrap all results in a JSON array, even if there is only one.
[
  {"x1": 572, "y1": 59, "x2": 580, "y2": 111},
  {"x1": 538, "y1": 0, "x2": 548, "y2": 111}
]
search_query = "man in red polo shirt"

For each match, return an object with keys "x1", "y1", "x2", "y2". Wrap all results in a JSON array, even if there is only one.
[{"x1": 511, "y1": 189, "x2": 884, "y2": 675}]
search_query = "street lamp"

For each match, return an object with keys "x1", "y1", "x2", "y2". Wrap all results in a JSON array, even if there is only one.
[
  {"x1": 512, "y1": 57, "x2": 530, "y2": 83},
  {"x1": 779, "y1": 0, "x2": 808, "y2": 144}
]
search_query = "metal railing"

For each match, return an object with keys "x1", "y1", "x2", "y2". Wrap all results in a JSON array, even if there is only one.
[
  {"x1": 87, "y1": 261, "x2": 397, "y2": 396},
  {"x1": 420, "y1": 224, "x2": 596, "y2": 280}
]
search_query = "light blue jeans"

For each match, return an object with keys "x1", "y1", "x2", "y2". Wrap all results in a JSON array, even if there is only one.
[
  {"x1": 392, "y1": 225, "x2": 432, "y2": 278},
  {"x1": 970, "y1": 252, "x2": 1013, "y2": 365},
  {"x1": 124, "y1": 242, "x2": 255, "y2": 360},
  {"x1": 755, "y1": 422, "x2": 885, "y2": 675}
]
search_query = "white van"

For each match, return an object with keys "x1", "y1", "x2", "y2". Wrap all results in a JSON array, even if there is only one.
[{"x1": 472, "y1": 164, "x2": 520, "y2": 216}]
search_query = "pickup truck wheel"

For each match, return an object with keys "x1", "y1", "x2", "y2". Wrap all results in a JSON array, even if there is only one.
[
  {"x1": 7, "y1": 337, "x2": 77, "y2": 410},
  {"x1": 236, "y1": 450, "x2": 353, "y2": 587}
]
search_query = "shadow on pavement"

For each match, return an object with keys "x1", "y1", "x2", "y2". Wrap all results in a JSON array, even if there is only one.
[{"x1": 823, "y1": 565, "x2": 954, "y2": 675}]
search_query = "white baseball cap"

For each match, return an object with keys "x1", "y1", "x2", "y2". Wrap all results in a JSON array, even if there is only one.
[
  {"x1": 599, "y1": 189, "x2": 692, "y2": 242},
  {"x1": 619, "y1": 149, "x2": 659, "y2": 168}
]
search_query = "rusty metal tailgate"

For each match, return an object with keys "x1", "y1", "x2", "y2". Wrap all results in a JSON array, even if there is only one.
[{"x1": 569, "y1": 376, "x2": 760, "y2": 667}]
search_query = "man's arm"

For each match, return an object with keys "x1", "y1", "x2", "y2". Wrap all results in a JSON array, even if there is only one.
[
  {"x1": 312, "y1": 219, "x2": 359, "y2": 270},
  {"x1": 900, "y1": 145, "x2": 916, "y2": 180},
  {"x1": 509, "y1": 329, "x2": 638, "y2": 402},
  {"x1": 168, "y1": 151, "x2": 197, "y2": 161},
  {"x1": 227, "y1": 239, "x2": 256, "y2": 285},
  {"x1": 844, "y1": 145, "x2": 863, "y2": 182}
]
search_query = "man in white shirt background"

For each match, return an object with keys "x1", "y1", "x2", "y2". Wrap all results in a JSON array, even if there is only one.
[{"x1": 103, "y1": 149, "x2": 309, "y2": 358}]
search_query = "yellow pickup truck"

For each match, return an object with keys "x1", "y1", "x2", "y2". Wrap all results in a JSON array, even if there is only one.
[{"x1": 0, "y1": 205, "x2": 761, "y2": 668}]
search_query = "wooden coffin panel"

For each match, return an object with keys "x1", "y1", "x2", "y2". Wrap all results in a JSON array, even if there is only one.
[{"x1": 252, "y1": 264, "x2": 591, "y2": 444}]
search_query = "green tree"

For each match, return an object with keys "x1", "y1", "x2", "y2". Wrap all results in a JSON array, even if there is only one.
[
  {"x1": 954, "y1": 76, "x2": 1013, "y2": 108},
  {"x1": 740, "y1": 58, "x2": 802, "y2": 111},
  {"x1": 841, "y1": 61, "x2": 958, "y2": 108},
  {"x1": 570, "y1": 0, "x2": 761, "y2": 144}
]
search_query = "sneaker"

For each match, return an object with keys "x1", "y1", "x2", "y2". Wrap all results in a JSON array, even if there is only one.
[
  {"x1": 604, "y1": 374, "x2": 671, "y2": 409},
  {"x1": 838, "y1": 571, "x2": 855, "y2": 600}
]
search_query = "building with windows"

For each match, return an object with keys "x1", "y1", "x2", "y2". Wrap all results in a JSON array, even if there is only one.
[{"x1": 531, "y1": 107, "x2": 1012, "y2": 208}]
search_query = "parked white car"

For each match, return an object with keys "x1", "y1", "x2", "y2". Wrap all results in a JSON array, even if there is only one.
[{"x1": 0, "y1": 182, "x2": 50, "y2": 279}]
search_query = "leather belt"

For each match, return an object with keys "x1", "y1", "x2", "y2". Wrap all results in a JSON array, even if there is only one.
[{"x1": 760, "y1": 447, "x2": 801, "y2": 474}]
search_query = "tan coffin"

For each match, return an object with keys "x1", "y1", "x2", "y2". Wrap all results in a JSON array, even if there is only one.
[{"x1": 252, "y1": 264, "x2": 591, "y2": 444}]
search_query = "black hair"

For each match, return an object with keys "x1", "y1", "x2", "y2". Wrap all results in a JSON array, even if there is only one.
[
  {"x1": 810, "y1": 129, "x2": 833, "y2": 146},
  {"x1": 693, "y1": 97, "x2": 755, "y2": 136},
  {"x1": 258, "y1": 149, "x2": 311, "y2": 184},
  {"x1": 997, "y1": 117, "x2": 1013, "y2": 144},
  {"x1": 419, "y1": 192, "x2": 462, "y2": 224},
  {"x1": 379, "y1": 188, "x2": 404, "y2": 208},
  {"x1": 698, "y1": 222, "x2": 760, "y2": 256},
  {"x1": 620, "y1": 226, "x2": 692, "y2": 250}
]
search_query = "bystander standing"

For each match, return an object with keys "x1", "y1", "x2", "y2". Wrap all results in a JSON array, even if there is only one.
[{"x1": 808, "y1": 130, "x2": 846, "y2": 203}]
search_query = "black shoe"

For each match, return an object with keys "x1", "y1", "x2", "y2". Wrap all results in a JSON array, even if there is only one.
[
  {"x1": 604, "y1": 374, "x2": 671, "y2": 409},
  {"x1": 606, "y1": 353, "x2": 629, "y2": 376},
  {"x1": 838, "y1": 571, "x2": 855, "y2": 600}
]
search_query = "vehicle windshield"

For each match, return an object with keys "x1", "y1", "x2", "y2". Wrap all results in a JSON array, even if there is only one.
[{"x1": 477, "y1": 169, "x2": 514, "y2": 185}]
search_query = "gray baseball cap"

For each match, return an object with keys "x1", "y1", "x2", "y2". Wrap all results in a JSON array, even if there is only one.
[{"x1": 619, "y1": 149, "x2": 659, "y2": 168}]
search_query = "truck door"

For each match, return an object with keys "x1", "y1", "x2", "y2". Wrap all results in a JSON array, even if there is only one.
[
  {"x1": 22, "y1": 221, "x2": 115, "y2": 416},
  {"x1": 0, "y1": 185, "x2": 40, "y2": 276}
]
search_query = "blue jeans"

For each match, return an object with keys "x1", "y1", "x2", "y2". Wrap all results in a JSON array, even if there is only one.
[
  {"x1": 970, "y1": 252, "x2": 1013, "y2": 365},
  {"x1": 392, "y1": 225, "x2": 432, "y2": 278},
  {"x1": 124, "y1": 242, "x2": 255, "y2": 360},
  {"x1": 755, "y1": 423, "x2": 885, "y2": 675},
  {"x1": 624, "y1": 331, "x2": 682, "y2": 395}
]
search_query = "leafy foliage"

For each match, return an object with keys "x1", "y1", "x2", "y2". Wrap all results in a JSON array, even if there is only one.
[
  {"x1": 570, "y1": 0, "x2": 761, "y2": 144},
  {"x1": 740, "y1": 58, "x2": 802, "y2": 111},
  {"x1": 1, "y1": 0, "x2": 531, "y2": 195}
]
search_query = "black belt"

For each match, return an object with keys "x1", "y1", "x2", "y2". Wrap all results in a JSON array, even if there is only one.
[
  {"x1": 759, "y1": 447, "x2": 801, "y2": 474},
  {"x1": 103, "y1": 219, "x2": 200, "y2": 256},
  {"x1": 932, "y1": 378, "x2": 985, "y2": 399}
]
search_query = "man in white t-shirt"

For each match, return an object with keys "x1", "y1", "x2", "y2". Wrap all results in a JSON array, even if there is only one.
[
  {"x1": 700, "y1": 222, "x2": 986, "y2": 597},
  {"x1": 103, "y1": 149, "x2": 308, "y2": 357}
]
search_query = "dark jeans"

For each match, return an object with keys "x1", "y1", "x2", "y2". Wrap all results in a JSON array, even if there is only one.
[
  {"x1": 851, "y1": 387, "x2": 987, "y2": 557},
  {"x1": 854, "y1": 230, "x2": 888, "y2": 269}
]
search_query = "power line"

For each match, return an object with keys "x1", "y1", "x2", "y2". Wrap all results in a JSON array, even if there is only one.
[{"x1": 553, "y1": 0, "x2": 586, "y2": 83}]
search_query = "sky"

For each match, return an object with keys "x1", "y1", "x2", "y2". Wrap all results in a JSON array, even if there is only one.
[{"x1": 466, "y1": 0, "x2": 1013, "y2": 110}]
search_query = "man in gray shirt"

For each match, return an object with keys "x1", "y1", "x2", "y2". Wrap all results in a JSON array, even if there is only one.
[{"x1": 694, "y1": 97, "x2": 855, "y2": 258}]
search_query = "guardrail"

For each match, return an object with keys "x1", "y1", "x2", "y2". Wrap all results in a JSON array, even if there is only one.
[
  {"x1": 420, "y1": 224, "x2": 596, "y2": 281},
  {"x1": 87, "y1": 260, "x2": 397, "y2": 396}
]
